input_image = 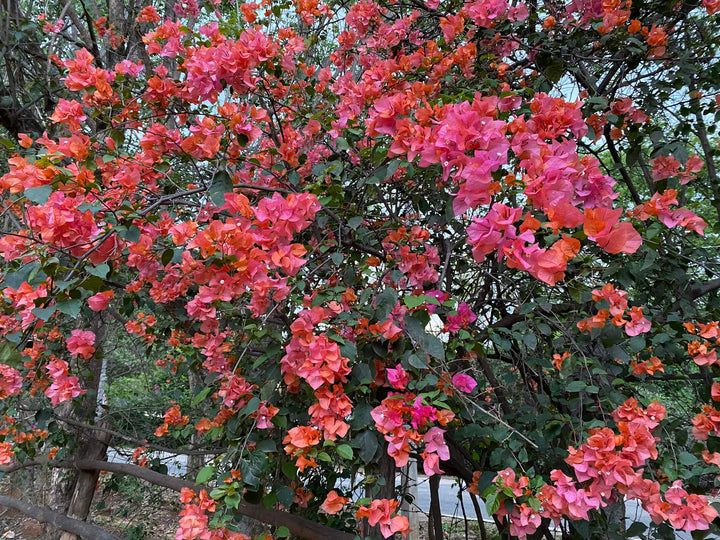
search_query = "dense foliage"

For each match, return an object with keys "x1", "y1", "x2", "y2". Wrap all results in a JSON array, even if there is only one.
[{"x1": 0, "y1": 0, "x2": 720, "y2": 538}]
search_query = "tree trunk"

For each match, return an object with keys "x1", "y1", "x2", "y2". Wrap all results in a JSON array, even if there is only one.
[
  {"x1": 399, "y1": 459, "x2": 419, "y2": 540},
  {"x1": 47, "y1": 401, "x2": 76, "y2": 535},
  {"x1": 362, "y1": 450, "x2": 396, "y2": 539},
  {"x1": 58, "y1": 428, "x2": 112, "y2": 540},
  {"x1": 48, "y1": 315, "x2": 111, "y2": 540},
  {"x1": 427, "y1": 474, "x2": 443, "y2": 540},
  {"x1": 598, "y1": 495, "x2": 626, "y2": 540}
]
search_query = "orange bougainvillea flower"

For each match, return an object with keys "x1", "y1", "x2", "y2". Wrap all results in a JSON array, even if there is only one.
[
  {"x1": 698, "y1": 321, "x2": 720, "y2": 339},
  {"x1": 18, "y1": 133, "x2": 33, "y2": 148},
  {"x1": 584, "y1": 208, "x2": 642, "y2": 254},
  {"x1": 552, "y1": 352, "x2": 570, "y2": 370},
  {"x1": 631, "y1": 356, "x2": 664, "y2": 376},
  {"x1": 466, "y1": 470, "x2": 482, "y2": 495},
  {"x1": 703, "y1": 450, "x2": 720, "y2": 468},
  {"x1": 321, "y1": 490, "x2": 349, "y2": 514},
  {"x1": 703, "y1": 0, "x2": 720, "y2": 13},
  {"x1": 293, "y1": 486, "x2": 312, "y2": 508},
  {"x1": 294, "y1": 454, "x2": 318, "y2": 472},
  {"x1": 283, "y1": 425, "x2": 321, "y2": 449}
]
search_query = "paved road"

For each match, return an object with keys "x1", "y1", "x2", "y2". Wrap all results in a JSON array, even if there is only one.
[{"x1": 413, "y1": 480, "x2": 710, "y2": 539}]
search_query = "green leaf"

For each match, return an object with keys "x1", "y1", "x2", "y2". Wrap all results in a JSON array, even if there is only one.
[
  {"x1": 331, "y1": 252, "x2": 344, "y2": 266},
  {"x1": 565, "y1": 381, "x2": 587, "y2": 392},
  {"x1": 276, "y1": 526, "x2": 290, "y2": 538},
  {"x1": 573, "y1": 519, "x2": 590, "y2": 537},
  {"x1": 161, "y1": 249, "x2": 174, "y2": 266},
  {"x1": 0, "y1": 342, "x2": 24, "y2": 368},
  {"x1": 337, "y1": 444, "x2": 353, "y2": 459},
  {"x1": 349, "y1": 404, "x2": 374, "y2": 430},
  {"x1": 56, "y1": 299, "x2": 82, "y2": 318},
  {"x1": 3, "y1": 262, "x2": 41, "y2": 289},
  {"x1": 403, "y1": 295, "x2": 425, "y2": 309},
  {"x1": 339, "y1": 341, "x2": 357, "y2": 361},
  {"x1": 79, "y1": 276, "x2": 103, "y2": 293},
  {"x1": 225, "y1": 493, "x2": 241, "y2": 509},
  {"x1": 262, "y1": 493, "x2": 278, "y2": 510},
  {"x1": 281, "y1": 461, "x2": 297, "y2": 480},
  {"x1": 24, "y1": 185, "x2": 52, "y2": 204},
  {"x1": 240, "y1": 396, "x2": 260, "y2": 417},
  {"x1": 404, "y1": 313, "x2": 426, "y2": 341},
  {"x1": 368, "y1": 164, "x2": 387, "y2": 184},
  {"x1": 209, "y1": 171, "x2": 234, "y2": 207},
  {"x1": 356, "y1": 431, "x2": 378, "y2": 464},
  {"x1": 191, "y1": 386, "x2": 212, "y2": 407},
  {"x1": 386, "y1": 160, "x2": 400, "y2": 178},
  {"x1": 196, "y1": 466, "x2": 215, "y2": 484},
  {"x1": 408, "y1": 354, "x2": 428, "y2": 369},
  {"x1": 418, "y1": 333, "x2": 445, "y2": 360},
  {"x1": 87, "y1": 263, "x2": 110, "y2": 279},
  {"x1": 626, "y1": 145, "x2": 642, "y2": 166},
  {"x1": 586, "y1": 96, "x2": 608, "y2": 109},
  {"x1": 626, "y1": 522, "x2": 647, "y2": 536},
  {"x1": 118, "y1": 225, "x2": 141, "y2": 243},
  {"x1": 678, "y1": 452, "x2": 697, "y2": 466},
  {"x1": 32, "y1": 305, "x2": 57, "y2": 321},
  {"x1": 628, "y1": 335, "x2": 645, "y2": 353},
  {"x1": 109, "y1": 129, "x2": 126, "y2": 148},
  {"x1": 240, "y1": 450, "x2": 268, "y2": 488},
  {"x1": 348, "y1": 216, "x2": 364, "y2": 229},
  {"x1": 209, "y1": 487, "x2": 227, "y2": 499},
  {"x1": 352, "y1": 363, "x2": 372, "y2": 384},
  {"x1": 276, "y1": 486, "x2": 295, "y2": 507},
  {"x1": 485, "y1": 492, "x2": 501, "y2": 515},
  {"x1": 375, "y1": 288, "x2": 398, "y2": 320},
  {"x1": 522, "y1": 333, "x2": 538, "y2": 350},
  {"x1": 256, "y1": 440, "x2": 277, "y2": 453}
]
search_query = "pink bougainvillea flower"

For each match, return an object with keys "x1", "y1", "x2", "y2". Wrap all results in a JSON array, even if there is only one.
[
  {"x1": 87, "y1": 290, "x2": 114, "y2": 311},
  {"x1": 0, "y1": 364, "x2": 23, "y2": 399},
  {"x1": 452, "y1": 373, "x2": 478, "y2": 393},
  {"x1": 253, "y1": 402, "x2": 279, "y2": 429},
  {"x1": 446, "y1": 302, "x2": 477, "y2": 332},
  {"x1": 45, "y1": 359, "x2": 85, "y2": 405},
  {"x1": 356, "y1": 499, "x2": 410, "y2": 538},
  {"x1": 386, "y1": 364, "x2": 409, "y2": 390},
  {"x1": 624, "y1": 306, "x2": 651, "y2": 336},
  {"x1": 66, "y1": 329, "x2": 96, "y2": 359}
]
